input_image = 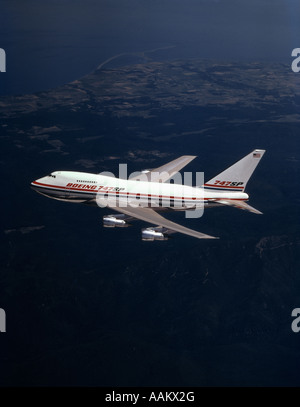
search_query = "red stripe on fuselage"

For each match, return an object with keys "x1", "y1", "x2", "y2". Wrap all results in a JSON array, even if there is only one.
[
  {"x1": 32, "y1": 181, "x2": 247, "y2": 202},
  {"x1": 204, "y1": 183, "x2": 243, "y2": 190}
]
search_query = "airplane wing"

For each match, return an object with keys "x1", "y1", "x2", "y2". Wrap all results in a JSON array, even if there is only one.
[
  {"x1": 130, "y1": 155, "x2": 196, "y2": 183},
  {"x1": 102, "y1": 202, "x2": 217, "y2": 239},
  {"x1": 217, "y1": 199, "x2": 263, "y2": 214}
]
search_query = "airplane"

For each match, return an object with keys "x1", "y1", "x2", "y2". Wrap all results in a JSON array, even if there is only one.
[{"x1": 31, "y1": 149, "x2": 265, "y2": 241}]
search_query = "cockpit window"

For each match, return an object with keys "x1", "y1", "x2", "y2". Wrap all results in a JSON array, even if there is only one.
[{"x1": 48, "y1": 174, "x2": 56, "y2": 178}]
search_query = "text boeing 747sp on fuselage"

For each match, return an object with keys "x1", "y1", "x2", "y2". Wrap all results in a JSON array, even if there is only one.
[{"x1": 31, "y1": 149, "x2": 265, "y2": 240}]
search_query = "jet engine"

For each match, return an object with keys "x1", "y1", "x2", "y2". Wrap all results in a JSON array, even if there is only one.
[
  {"x1": 103, "y1": 214, "x2": 131, "y2": 228},
  {"x1": 141, "y1": 227, "x2": 171, "y2": 241}
]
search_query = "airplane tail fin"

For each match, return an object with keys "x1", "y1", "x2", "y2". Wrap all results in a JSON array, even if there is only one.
[{"x1": 204, "y1": 149, "x2": 266, "y2": 192}]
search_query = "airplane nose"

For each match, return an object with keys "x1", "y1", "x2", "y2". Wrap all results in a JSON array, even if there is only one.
[
  {"x1": 31, "y1": 178, "x2": 40, "y2": 186},
  {"x1": 31, "y1": 179, "x2": 39, "y2": 191},
  {"x1": 31, "y1": 176, "x2": 45, "y2": 189}
]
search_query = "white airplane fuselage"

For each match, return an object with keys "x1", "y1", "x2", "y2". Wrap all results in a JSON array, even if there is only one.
[{"x1": 31, "y1": 171, "x2": 249, "y2": 210}]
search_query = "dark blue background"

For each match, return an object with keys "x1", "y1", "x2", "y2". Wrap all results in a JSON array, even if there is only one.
[
  {"x1": 1, "y1": 0, "x2": 300, "y2": 95},
  {"x1": 1, "y1": 1, "x2": 300, "y2": 387}
]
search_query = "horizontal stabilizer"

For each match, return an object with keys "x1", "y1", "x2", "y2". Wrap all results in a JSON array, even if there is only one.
[{"x1": 218, "y1": 200, "x2": 263, "y2": 214}]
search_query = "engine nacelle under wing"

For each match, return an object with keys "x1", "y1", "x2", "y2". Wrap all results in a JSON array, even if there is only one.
[
  {"x1": 103, "y1": 214, "x2": 131, "y2": 228},
  {"x1": 141, "y1": 226, "x2": 173, "y2": 241}
]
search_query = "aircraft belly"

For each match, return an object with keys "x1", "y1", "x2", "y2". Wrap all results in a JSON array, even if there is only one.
[{"x1": 31, "y1": 185, "x2": 94, "y2": 203}]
